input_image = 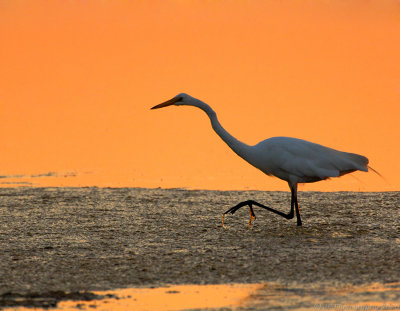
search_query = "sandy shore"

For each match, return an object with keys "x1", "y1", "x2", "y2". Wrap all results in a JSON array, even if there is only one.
[{"x1": 0, "y1": 188, "x2": 399, "y2": 309}]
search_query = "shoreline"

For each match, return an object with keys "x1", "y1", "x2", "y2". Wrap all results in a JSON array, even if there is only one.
[{"x1": 1, "y1": 185, "x2": 399, "y2": 193}]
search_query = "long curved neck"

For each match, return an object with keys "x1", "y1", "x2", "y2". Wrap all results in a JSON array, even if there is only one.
[{"x1": 189, "y1": 100, "x2": 253, "y2": 160}]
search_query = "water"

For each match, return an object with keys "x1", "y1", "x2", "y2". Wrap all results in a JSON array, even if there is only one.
[{"x1": 0, "y1": 188, "x2": 399, "y2": 309}]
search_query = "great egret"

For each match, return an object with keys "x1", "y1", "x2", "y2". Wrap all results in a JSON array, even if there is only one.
[{"x1": 151, "y1": 93, "x2": 372, "y2": 227}]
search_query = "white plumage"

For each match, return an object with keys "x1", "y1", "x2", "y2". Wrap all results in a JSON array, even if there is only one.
[
  {"x1": 250, "y1": 136, "x2": 368, "y2": 184},
  {"x1": 152, "y1": 93, "x2": 370, "y2": 227}
]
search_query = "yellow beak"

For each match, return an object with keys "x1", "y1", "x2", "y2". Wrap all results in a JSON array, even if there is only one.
[{"x1": 151, "y1": 97, "x2": 183, "y2": 110}]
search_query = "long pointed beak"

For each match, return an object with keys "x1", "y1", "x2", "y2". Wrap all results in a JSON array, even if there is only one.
[{"x1": 151, "y1": 97, "x2": 182, "y2": 110}]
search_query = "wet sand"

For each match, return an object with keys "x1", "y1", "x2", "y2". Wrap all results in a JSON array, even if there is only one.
[
  {"x1": 3, "y1": 282, "x2": 400, "y2": 310},
  {"x1": 1, "y1": 284, "x2": 261, "y2": 310},
  {"x1": 0, "y1": 188, "x2": 399, "y2": 309}
]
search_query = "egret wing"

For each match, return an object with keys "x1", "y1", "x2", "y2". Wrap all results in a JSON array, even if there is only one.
[{"x1": 253, "y1": 137, "x2": 368, "y2": 183}]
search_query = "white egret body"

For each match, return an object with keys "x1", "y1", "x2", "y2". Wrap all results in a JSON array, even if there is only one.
[{"x1": 152, "y1": 93, "x2": 370, "y2": 227}]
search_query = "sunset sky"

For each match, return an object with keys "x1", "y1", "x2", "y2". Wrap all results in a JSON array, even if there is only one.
[{"x1": 1, "y1": 0, "x2": 399, "y2": 191}]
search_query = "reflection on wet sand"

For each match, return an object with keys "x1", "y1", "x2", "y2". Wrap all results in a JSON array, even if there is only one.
[
  {"x1": 6, "y1": 282, "x2": 399, "y2": 311},
  {"x1": 55, "y1": 284, "x2": 259, "y2": 311}
]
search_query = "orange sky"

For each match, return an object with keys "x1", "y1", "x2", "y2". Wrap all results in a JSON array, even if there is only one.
[{"x1": 1, "y1": 0, "x2": 399, "y2": 191}]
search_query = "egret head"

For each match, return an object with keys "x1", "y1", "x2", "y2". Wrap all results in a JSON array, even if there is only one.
[{"x1": 151, "y1": 93, "x2": 198, "y2": 110}]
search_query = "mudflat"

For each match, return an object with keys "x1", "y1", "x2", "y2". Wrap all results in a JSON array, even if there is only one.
[{"x1": 0, "y1": 188, "x2": 399, "y2": 309}]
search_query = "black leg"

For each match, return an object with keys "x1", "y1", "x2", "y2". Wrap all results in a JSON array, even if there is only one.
[
  {"x1": 223, "y1": 199, "x2": 295, "y2": 218},
  {"x1": 292, "y1": 185, "x2": 302, "y2": 226},
  {"x1": 288, "y1": 187, "x2": 295, "y2": 219},
  {"x1": 222, "y1": 184, "x2": 302, "y2": 227}
]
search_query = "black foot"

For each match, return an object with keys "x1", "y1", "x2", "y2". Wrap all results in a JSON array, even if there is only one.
[
  {"x1": 223, "y1": 200, "x2": 255, "y2": 217},
  {"x1": 222, "y1": 201, "x2": 256, "y2": 229}
]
